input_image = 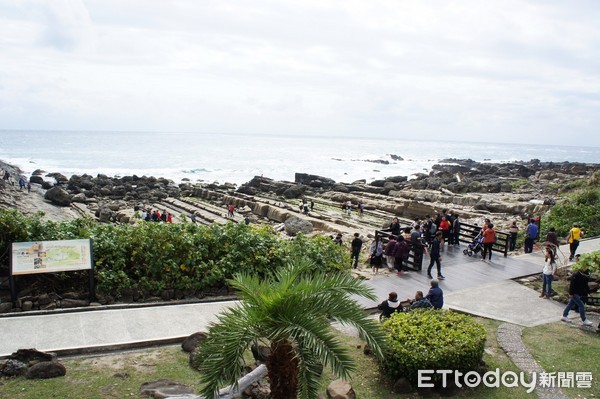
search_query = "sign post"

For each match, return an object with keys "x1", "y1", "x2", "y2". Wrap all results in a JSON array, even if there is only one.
[{"x1": 10, "y1": 238, "x2": 95, "y2": 305}]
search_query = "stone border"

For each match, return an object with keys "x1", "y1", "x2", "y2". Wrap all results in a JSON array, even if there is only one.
[{"x1": 496, "y1": 323, "x2": 568, "y2": 399}]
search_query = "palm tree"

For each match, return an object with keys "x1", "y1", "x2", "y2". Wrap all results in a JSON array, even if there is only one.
[{"x1": 195, "y1": 258, "x2": 386, "y2": 399}]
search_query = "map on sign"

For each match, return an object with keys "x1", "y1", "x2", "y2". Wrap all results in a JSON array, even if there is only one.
[{"x1": 11, "y1": 239, "x2": 92, "y2": 275}]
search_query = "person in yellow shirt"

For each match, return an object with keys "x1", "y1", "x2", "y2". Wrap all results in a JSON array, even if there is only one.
[{"x1": 567, "y1": 223, "x2": 584, "y2": 261}]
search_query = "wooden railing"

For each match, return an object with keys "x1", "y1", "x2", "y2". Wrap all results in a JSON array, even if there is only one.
[{"x1": 457, "y1": 222, "x2": 509, "y2": 257}]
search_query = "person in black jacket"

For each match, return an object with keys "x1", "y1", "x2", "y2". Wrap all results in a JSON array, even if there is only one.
[
  {"x1": 378, "y1": 292, "x2": 402, "y2": 319},
  {"x1": 350, "y1": 233, "x2": 363, "y2": 269},
  {"x1": 561, "y1": 267, "x2": 593, "y2": 326},
  {"x1": 426, "y1": 231, "x2": 445, "y2": 280}
]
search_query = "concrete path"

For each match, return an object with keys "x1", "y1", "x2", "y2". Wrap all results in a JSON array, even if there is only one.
[
  {"x1": 444, "y1": 280, "x2": 567, "y2": 327},
  {"x1": 0, "y1": 301, "x2": 236, "y2": 357}
]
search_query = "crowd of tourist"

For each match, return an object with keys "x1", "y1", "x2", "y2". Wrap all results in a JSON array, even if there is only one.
[{"x1": 132, "y1": 207, "x2": 174, "y2": 223}]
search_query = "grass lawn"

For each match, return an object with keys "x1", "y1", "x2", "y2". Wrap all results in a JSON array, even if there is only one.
[
  {"x1": 522, "y1": 321, "x2": 600, "y2": 398},
  {"x1": 1, "y1": 317, "x2": 537, "y2": 399}
]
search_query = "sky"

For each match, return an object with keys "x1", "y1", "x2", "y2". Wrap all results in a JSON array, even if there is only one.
[{"x1": 0, "y1": 0, "x2": 599, "y2": 146}]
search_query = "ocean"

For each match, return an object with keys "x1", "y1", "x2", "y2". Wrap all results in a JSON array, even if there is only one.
[{"x1": 0, "y1": 130, "x2": 599, "y2": 186}]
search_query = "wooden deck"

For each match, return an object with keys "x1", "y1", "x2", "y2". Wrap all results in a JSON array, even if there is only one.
[{"x1": 357, "y1": 243, "x2": 546, "y2": 309}]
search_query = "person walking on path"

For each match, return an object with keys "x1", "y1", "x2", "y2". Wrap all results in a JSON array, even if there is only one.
[
  {"x1": 426, "y1": 231, "x2": 445, "y2": 279},
  {"x1": 481, "y1": 223, "x2": 496, "y2": 261},
  {"x1": 509, "y1": 221, "x2": 519, "y2": 251},
  {"x1": 426, "y1": 279, "x2": 444, "y2": 309},
  {"x1": 350, "y1": 233, "x2": 363, "y2": 269},
  {"x1": 540, "y1": 247, "x2": 557, "y2": 299},
  {"x1": 567, "y1": 223, "x2": 584, "y2": 261},
  {"x1": 561, "y1": 267, "x2": 593, "y2": 326},
  {"x1": 524, "y1": 219, "x2": 538, "y2": 253},
  {"x1": 369, "y1": 236, "x2": 384, "y2": 274}
]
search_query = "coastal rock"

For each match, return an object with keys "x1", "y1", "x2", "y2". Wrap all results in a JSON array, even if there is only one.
[
  {"x1": 284, "y1": 216, "x2": 313, "y2": 236},
  {"x1": 29, "y1": 175, "x2": 45, "y2": 185},
  {"x1": 44, "y1": 187, "x2": 71, "y2": 206},
  {"x1": 71, "y1": 193, "x2": 87, "y2": 203},
  {"x1": 283, "y1": 185, "x2": 306, "y2": 199},
  {"x1": 46, "y1": 172, "x2": 68, "y2": 184},
  {"x1": 295, "y1": 173, "x2": 336, "y2": 188}
]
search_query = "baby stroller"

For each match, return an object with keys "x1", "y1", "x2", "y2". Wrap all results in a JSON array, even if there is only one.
[{"x1": 463, "y1": 233, "x2": 483, "y2": 256}]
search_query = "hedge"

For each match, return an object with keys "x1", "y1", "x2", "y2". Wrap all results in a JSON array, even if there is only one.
[{"x1": 380, "y1": 310, "x2": 487, "y2": 386}]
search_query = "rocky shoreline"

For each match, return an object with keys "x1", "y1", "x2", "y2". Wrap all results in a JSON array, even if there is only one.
[
  {"x1": 1, "y1": 158, "x2": 599, "y2": 313},
  {"x1": 2, "y1": 158, "x2": 599, "y2": 233}
]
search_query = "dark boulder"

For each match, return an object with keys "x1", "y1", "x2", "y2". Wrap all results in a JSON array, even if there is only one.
[
  {"x1": 26, "y1": 361, "x2": 66, "y2": 379},
  {"x1": 44, "y1": 186, "x2": 71, "y2": 206},
  {"x1": 181, "y1": 332, "x2": 208, "y2": 353},
  {"x1": 2, "y1": 359, "x2": 28, "y2": 376},
  {"x1": 282, "y1": 185, "x2": 306, "y2": 199},
  {"x1": 295, "y1": 172, "x2": 336, "y2": 187},
  {"x1": 10, "y1": 348, "x2": 55, "y2": 364},
  {"x1": 29, "y1": 175, "x2": 45, "y2": 185}
]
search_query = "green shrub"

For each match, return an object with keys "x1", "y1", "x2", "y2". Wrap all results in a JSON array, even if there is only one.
[
  {"x1": 572, "y1": 250, "x2": 600, "y2": 274},
  {"x1": 542, "y1": 187, "x2": 600, "y2": 238},
  {"x1": 380, "y1": 310, "x2": 486, "y2": 386},
  {"x1": 0, "y1": 209, "x2": 349, "y2": 299}
]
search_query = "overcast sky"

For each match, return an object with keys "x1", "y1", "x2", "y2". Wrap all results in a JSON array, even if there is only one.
[{"x1": 1, "y1": 0, "x2": 599, "y2": 146}]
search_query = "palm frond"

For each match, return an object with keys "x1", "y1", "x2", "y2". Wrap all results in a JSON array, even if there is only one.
[{"x1": 197, "y1": 305, "x2": 260, "y2": 398}]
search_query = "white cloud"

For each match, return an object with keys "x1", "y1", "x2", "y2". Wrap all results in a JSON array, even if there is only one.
[{"x1": 0, "y1": 0, "x2": 599, "y2": 145}]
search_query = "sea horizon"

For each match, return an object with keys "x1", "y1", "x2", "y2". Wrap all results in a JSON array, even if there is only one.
[{"x1": 1, "y1": 129, "x2": 599, "y2": 186}]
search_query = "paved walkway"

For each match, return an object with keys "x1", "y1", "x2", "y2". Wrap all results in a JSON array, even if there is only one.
[
  {"x1": 0, "y1": 239, "x2": 598, "y2": 358},
  {"x1": 0, "y1": 301, "x2": 236, "y2": 357}
]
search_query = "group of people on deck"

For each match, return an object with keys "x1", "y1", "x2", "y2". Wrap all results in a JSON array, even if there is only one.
[{"x1": 378, "y1": 279, "x2": 444, "y2": 319}]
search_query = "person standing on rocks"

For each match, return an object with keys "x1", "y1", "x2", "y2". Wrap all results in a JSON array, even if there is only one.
[
  {"x1": 509, "y1": 221, "x2": 519, "y2": 251},
  {"x1": 228, "y1": 204, "x2": 235, "y2": 218},
  {"x1": 350, "y1": 233, "x2": 363, "y2": 269},
  {"x1": 426, "y1": 231, "x2": 445, "y2": 279},
  {"x1": 567, "y1": 223, "x2": 584, "y2": 261},
  {"x1": 540, "y1": 247, "x2": 557, "y2": 299}
]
